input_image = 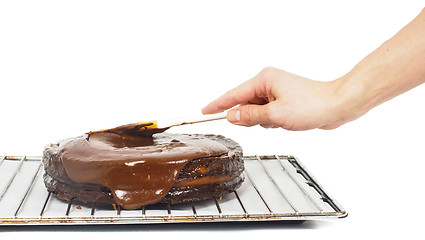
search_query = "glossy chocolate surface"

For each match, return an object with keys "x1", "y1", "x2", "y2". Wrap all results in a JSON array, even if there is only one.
[{"x1": 55, "y1": 131, "x2": 239, "y2": 209}]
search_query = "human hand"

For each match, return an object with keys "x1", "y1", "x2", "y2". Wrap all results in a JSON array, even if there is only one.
[
  {"x1": 202, "y1": 67, "x2": 361, "y2": 131},
  {"x1": 203, "y1": 8, "x2": 425, "y2": 131}
]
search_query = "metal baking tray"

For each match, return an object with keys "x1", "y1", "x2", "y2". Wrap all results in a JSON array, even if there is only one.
[{"x1": 0, "y1": 155, "x2": 346, "y2": 225}]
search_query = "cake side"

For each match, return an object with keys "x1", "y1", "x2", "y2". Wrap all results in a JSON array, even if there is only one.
[{"x1": 42, "y1": 133, "x2": 244, "y2": 209}]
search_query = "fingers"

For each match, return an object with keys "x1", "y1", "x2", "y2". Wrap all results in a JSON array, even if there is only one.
[
  {"x1": 227, "y1": 104, "x2": 272, "y2": 127},
  {"x1": 260, "y1": 123, "x2": 280, "y2": 128},
  {"x1": 201, "y1": 80, "x2": 259, "y2": 114},
  {"x1": 202, "y1": 67, "x2": 285, "y2": 128},
  {"x1": 202, "y1": 68, "x2": 272, "y2": 114}
]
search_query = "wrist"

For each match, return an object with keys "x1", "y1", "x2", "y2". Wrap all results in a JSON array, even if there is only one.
[{"x1": 329, "y1": 72, "x2": 373, "y2": 125}]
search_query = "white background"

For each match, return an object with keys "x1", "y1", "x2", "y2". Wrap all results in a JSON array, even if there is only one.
[{"x1": 1, "y1": 0, "x2": 425, "y2": 238}]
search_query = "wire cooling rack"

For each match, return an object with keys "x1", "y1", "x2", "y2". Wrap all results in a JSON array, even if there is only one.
[{"x1": 0, "y1": 155, "x2": 346, "y2": 225}]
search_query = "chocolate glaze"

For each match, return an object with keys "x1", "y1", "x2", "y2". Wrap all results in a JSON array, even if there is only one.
[
  {"x1": 89, "y1": 122, "x2": 168, "y2": 137},
  {"x1": 54, "y1": 131, "x2": 240, "y2": 209}
]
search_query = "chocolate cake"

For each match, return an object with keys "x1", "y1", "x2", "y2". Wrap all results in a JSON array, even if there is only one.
[{"x1": 42, "y1": 131, "x2": 244, "y2": 209}]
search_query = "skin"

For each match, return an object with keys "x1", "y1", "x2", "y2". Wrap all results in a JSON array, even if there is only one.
[{"x1": 202, "y1": 8, "x2": 425, "y2": 131}]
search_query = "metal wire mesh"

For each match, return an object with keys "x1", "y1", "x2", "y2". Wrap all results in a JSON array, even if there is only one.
[{"x1": 0, "y1": 155, "x2": 346, "y2": 225}]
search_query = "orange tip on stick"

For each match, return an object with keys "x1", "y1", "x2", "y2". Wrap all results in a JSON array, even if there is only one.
[{"x1": 137, "y1": 120, "x2": 158, "y2": 129}]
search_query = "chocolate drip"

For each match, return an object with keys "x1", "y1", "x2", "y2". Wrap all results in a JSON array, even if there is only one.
[{"x1": 56, "y1": 132, "x2": 233, "y2": 209}]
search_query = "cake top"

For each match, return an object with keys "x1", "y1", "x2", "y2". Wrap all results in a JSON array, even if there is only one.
[{"x1": 50, "y1": 131, "x2": 241, "y2": 209}]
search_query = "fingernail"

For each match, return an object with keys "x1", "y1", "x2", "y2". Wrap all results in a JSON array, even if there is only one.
[{"x1": 227, "y1": 109, "x2": 240, "y2": 123}]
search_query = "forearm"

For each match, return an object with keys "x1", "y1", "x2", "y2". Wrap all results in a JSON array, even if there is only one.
[{"x1": 335, "y1": 8, "x2": 425, "y2": 120}]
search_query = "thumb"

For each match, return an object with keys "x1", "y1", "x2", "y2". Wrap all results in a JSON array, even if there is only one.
[{"x1": 227, "y1": 104, "x2": 271, "y2": 127}]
